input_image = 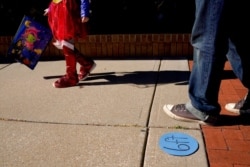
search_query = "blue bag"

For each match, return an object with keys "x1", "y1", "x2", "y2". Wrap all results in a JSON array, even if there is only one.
[{"x1": 7, "y1": 15, "x2": 52, "y2": 70}]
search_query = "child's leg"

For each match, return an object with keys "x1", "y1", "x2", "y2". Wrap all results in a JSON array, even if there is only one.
[
  {"x1": 53, "y1": 44, "x2": 78, "y2": 88},
  {"x1": 74, "y1": 49, "x2": 96, "y2": 81}
]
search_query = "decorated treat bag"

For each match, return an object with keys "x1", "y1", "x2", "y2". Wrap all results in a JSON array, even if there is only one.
[{"x1": 7, "y1": 15, "x2": 52, "y2": 70}]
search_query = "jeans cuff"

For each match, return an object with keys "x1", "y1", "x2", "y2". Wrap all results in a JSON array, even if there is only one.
[{"x1": 185, "y1": 101, "x2": 209, "y2": 121}]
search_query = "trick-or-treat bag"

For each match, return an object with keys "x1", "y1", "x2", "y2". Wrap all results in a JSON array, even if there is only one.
[{"x1": 7, "y1": 15, "x2": 52, "y2": 70}]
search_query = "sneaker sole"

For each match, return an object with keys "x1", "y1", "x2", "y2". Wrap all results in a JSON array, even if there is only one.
[
  {"x1": 163, "y1": 104, "x2": 210, "y2": 125},
  {"x1": 79, "y1": 63, "x2": 96, "y2": 81},
  {"x1": 52, "y1": 82, "x2": 79, "y2": 88}
]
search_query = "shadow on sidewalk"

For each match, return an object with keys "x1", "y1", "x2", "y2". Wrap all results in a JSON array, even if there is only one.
[
  {"x1": 222, "y1": 70, "x2": 237, "y2": 80},
  {"x1": 214, "y1": 114, "x2": 250, "y2": 126},
  {"x1": 43, "y1": 71, "x2": 190, "y2": 86},
  {"x1": 43, "y1": 67, "x2": 236, "y2": 87}
]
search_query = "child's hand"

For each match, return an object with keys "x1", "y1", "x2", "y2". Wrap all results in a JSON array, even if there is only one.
[
  {"x1": 81, "y1": 17, "x2": 89, "y2": 23},
  {"x1": 44, "y1": 8, "x2": 49, "y2": 16}
]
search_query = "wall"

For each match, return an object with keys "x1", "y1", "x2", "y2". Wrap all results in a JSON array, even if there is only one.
[{"x1": 0, "y1": 34, "x2": 193, "y2": 61}]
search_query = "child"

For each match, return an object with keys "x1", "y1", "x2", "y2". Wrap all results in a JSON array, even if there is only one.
[{"x1": 44, "y1": 0, "x2": 96, "y2": 88}]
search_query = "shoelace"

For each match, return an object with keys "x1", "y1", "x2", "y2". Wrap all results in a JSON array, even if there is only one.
[{"x1": 172, "y1": 104, "x2": 186, "y2": 112}]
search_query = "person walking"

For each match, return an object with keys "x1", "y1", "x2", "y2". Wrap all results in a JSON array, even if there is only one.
[
  {"x1": 44, "y1": 0, "x2": 96, "y2": 88},
  {"x1": 163, "y1": 0, "x2": 250, "y2": 124}
]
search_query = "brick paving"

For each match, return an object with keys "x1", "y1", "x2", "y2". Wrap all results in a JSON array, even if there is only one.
[{"x1": 189, "y1": 61, "x2": 250, "y2": 167}]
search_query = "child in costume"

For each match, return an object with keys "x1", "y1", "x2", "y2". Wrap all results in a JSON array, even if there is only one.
[{"x1": 44, "y1": 0, "x2": 96, "y2": 88}]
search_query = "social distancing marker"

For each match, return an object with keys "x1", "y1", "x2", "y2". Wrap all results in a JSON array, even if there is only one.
[{"x1": 159, "y1": 132, "x2": 199, "y2": 156}]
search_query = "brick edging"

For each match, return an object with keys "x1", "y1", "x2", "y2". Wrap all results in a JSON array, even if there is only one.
[{"x1": 0, "y1": 34, "x2": 193, "y2": 59}]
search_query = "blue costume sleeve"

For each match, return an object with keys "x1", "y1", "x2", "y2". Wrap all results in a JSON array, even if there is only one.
[{"x1": 80, "y1": 0, "x2": 90, "y2": 17}]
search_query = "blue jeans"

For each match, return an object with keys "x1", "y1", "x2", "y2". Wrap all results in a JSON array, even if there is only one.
[{"x1": 186, "y1": 0, "x2": 250, "y2": 120}]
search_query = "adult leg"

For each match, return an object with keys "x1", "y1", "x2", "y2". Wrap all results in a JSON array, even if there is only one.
[
  {"x1": 225, "y1": 42, "x2": 250, "y2": 114},
  {"x1": 224, "y1": 0, "x2": 250, "y2": 114},
  {"x1": 163, "y1": 0, "x2": 228, "y2": 123}
]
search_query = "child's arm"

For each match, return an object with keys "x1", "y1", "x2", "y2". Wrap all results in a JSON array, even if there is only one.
[
  {"x1": 80, "y1": 0, "x2": 90, "y2": 23},
  {"x1": 44, "y1": 8, "x2": 49, "y2": 16},
  {"x1": 44, "y1": 1, "x2": 52, "y2": 16}
]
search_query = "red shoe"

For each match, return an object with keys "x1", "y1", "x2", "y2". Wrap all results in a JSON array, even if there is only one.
[
  {"x1": 78, "y1": 62, "x2": 96, "y2": 81},
  {"x1": 53, "y1": 74, "x2": 79, "y2": 88},
  {"x1": 74, "y1": 49, "x2": 96, "y2": 81}
]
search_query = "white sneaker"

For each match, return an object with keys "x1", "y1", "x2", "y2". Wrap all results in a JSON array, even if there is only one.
[
  {"x1": 163, "y1": 104, "x2": 217, "y2": 125},
  {"x1": 225, "y1": 98, "x2": 250, "y2": 114},
  {"x1": 225, "y1": 102, "x2": 242, "y2": 114}
]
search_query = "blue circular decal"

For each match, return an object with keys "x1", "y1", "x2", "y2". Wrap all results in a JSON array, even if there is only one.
[{"x1": 159, "y1": 132, "x2": 199, "y2": 156}]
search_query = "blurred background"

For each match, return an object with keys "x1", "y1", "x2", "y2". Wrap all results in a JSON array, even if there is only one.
[{"x1": 0, "y1": 0, "x2": 195, "y2": 36}]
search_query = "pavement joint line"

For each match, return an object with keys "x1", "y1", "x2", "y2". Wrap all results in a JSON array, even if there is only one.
[
  {"x1": 140, "y1": 58, "x2": 165, "y2": 167},
  {"x1": 0, "y1": 117, "x2": 147, "y2": 128},
  {"x1": 148, "y1": 125, "x2": 201, "y2": 131},
  {"x1": 0, "y1": 63, "x2": 12, "y2": 70},
  {"x1": 0, "y1": 117, "x2": 201, "y2": 131}
]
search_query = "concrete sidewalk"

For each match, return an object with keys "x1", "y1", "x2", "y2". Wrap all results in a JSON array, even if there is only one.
[{"x1": 0, "y1": 58, "x2": 208, "y2": 167}]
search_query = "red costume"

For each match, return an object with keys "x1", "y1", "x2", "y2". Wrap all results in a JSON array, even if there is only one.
[
  {"x1": 48, "y1": 0, "x2": 87, "y2": 41},
  {"x1": 46, "y1": 0, "x2": 96, "y2": 88}
]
